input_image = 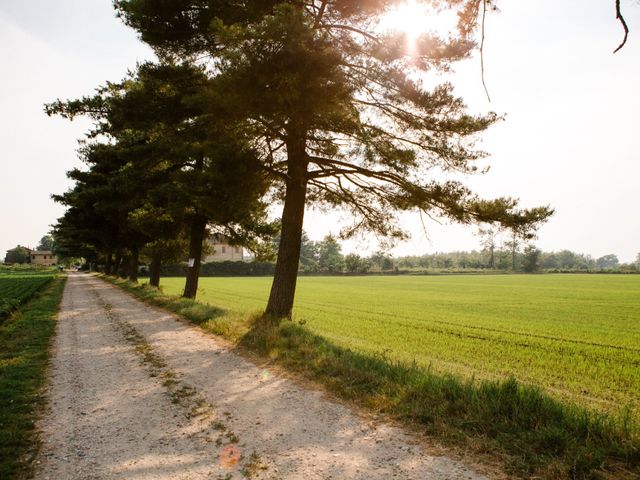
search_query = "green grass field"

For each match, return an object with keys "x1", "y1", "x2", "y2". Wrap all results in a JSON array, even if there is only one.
[{"x1": 157, "y1": 274, "x2": 640, "y2": 418}]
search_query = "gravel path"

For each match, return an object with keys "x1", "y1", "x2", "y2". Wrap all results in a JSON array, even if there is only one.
[{"x1": 34, "y1": 273, "x2": 491, "y2": 479}]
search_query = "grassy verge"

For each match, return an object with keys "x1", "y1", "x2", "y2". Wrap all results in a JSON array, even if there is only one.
[
  {"x1": 102, "y1": 275, "x2": 639, "y2": 479},
  {"x1": 0, "y1": 275, "x2": 66, "y2": 479}
]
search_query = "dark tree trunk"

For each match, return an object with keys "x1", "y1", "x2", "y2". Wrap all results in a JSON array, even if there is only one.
[
  {"x1": 128, "y1": 245, "x2": 139, "y2": 283},
  {"x1": 182, "y1": 154, "x2": 206, "y2": 299},
  {"x1": 182, "y1": 216, "x2": 207, "y2": 299},
  {"x1": 265, "y1": 132, "x2": 309, "y2": 319},
  {"x1": 104, "y1": 250, "x2": 113, "y2": 275},
  {"x1": 149, "y1": 251, "x2": 162, "y2": 288}
]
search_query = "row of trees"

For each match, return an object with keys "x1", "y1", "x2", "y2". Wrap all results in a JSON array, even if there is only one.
[
  {"x1": 51, "y1": 1, "x2": 557, "y2": 319},
  {"x1": 284, "y1": 233, "x2": 639, "y2": 274},
  {"x1": 50, "y1": 62, "x2": 276, "y2": 294},
  {"x1": 395, "y1": 250, "x2": 639, "y2": 273},
  {"x1": 294, "y1": 233, "x2": 401, "y2": 273}
]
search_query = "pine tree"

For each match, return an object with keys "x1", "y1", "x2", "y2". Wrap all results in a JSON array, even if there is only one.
[
  {"x1": 49, "y1": 62, "x2": 274, "y2": 293},
  {"x1": 115, "y1": 1, "x2": 553, "y2": 317}
]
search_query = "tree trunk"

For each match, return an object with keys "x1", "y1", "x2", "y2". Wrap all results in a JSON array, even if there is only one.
[
  {"x1": 265, "y1": 132, "x2": 309, "y2": 319},
  {"x1": 105, "y1": 250, "x2": 113, "y2": 275},
  {"x1": 182, "y1": 216, "x2": 207, "y2": 299},
  {"x1": 128, "y1": 245, "x2": 139, "y2": 283},
  {"x1": 149, "y1": 251, "x2": 161, "y2": 288}
]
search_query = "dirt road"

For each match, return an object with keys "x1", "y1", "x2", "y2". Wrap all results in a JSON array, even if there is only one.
[{"x1": 34, "y1": 273, "x2": 489, "y2": 479}]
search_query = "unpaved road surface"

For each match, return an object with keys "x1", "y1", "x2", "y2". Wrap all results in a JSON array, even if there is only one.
[{"x1": 34, "y1": 273, "x2": 489, "y2": 479}]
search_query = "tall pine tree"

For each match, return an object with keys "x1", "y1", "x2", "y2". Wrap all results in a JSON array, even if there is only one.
[
  {"x1": 116, "y1": 1, "x2": 552, "y2": 317},
  {"x1": 49, "y1": 62, "x2": 274, "y2": 294}
]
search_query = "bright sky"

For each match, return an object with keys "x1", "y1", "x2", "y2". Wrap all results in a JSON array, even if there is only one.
[{"x1": 1, "y1": 1, "x2": 638, "y2": 262}]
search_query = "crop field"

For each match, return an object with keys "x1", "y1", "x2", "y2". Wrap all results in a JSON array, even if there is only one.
[
  {"x1": 157, "y1": 274, "x2": 640, "y2": 418},
  {"x1": 0, "y1": 271, "x2": 55, "y2": 318}
]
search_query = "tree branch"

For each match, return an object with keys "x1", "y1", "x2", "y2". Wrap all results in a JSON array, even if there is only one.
[
  {"x1": 614, "y1": 0, "x2": 630, "y2": 53},
  {"x1": 480, "y1": 0, "x2": 491, "y2": 102},
  {"x1": 317, "y1": 24, "x2": 381, "y2": 42},
  {"x1": 313, "y1": 0, "x2": 328, "y2": 28}
]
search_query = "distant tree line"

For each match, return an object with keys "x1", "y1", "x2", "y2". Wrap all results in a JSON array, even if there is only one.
[
  {"x1": 290, "y1": 231, "x2": 639, "y2": 274},
  {"x1": 294, "y1": 234, "x2": 639, "y2": 274},
  {"x1": 394, "y1": 250, "x2": 638, "y2": 273},
  {"x1": 154, "y1": 231, "x2": 638, "y2": 276}
]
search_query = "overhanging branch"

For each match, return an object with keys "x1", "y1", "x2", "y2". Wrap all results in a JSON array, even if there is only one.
[{"x1": 614, "y1": 0, "x2": 630, "y2": 53}]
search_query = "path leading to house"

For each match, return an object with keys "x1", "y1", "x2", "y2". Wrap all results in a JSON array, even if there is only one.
[{"x1": 34, "y1": 273, "x2": 490, "y2": 480}]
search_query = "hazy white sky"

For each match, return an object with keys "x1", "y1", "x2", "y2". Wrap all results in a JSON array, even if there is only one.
[{"x1": 1, "y1": 1, "x2": 639, "y2": 262}]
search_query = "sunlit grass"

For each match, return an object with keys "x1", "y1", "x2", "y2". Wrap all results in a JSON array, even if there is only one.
[{"x1": 156, "y1": 274, "x2": 640, "y2": 418}]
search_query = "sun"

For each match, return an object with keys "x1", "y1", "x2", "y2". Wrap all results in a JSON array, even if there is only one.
[
  {"x1": 383, "y1": 0, "x2": 429, "y2": 40},
  {"x1": 380, "y1": 0, "x2": 457, "y2": 40}
]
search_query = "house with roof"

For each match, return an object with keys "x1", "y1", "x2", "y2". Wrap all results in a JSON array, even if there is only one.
[
  {"x1": 204, "y1": 234, "x2": 252, "y2": 262},
  {"x1": 30, "y1": 250, "x2": 57, "y2": 266}
]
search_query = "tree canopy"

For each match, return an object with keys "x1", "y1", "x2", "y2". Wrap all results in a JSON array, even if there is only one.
[
  {"x1": 47, "y1": 0, "x2": 635, "y2": 315},
  {"x1": 114, "y1": 0, "x2": 553, "y2": 318},
  {"x1": 4, "y1": 247, "x2": 31, "y2": 265},
  {"x1": 49, "y1": 61, "x2": 274, "y2": 292},
  {"x1": 36, "y1": 235, "x2": 55, "y2": 252}
]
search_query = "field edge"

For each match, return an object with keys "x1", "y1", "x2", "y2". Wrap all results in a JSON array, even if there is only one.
[{"x1": 0, "y1": 275, "x2": 67, "y2": 479}]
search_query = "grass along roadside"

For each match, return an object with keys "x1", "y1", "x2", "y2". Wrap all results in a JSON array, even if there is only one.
[
  {"x1": 0, "y1": 275, "x2": 66, "y2": 479},
  {"x1": 101, "y1": 275, "x2": 640, "y2": 479}
]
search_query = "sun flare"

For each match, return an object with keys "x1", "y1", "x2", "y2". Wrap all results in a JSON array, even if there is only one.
[
  {"x1": 383, "y1": 0, "x2": 428, "y2": 40},
  {"x1": 380, "y1": 0, "x2": 457, "y2": 40}
]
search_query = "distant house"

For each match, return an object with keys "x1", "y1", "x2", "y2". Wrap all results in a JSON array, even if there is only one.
[
  {"x1": 203, "y1": 234, "x2": 251, "y2": 262},
  {"x1": 30, "y1": 250, "x2": 57, "y2": 266}
]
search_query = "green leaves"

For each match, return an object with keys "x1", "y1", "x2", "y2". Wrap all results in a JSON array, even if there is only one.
[
  {"x1": 51, "y1": 1, "x2": 556, "y2": 314},
  {"x1": 50, "y1": 59, "x2": 275, "y2": 267},
  {"x1": 113, "y1": 1, "x2": 553, "y2": 242}
]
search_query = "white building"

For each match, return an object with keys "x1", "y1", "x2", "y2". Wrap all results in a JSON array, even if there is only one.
[{"x1": 203, "y1": 234, "x2": 251, "y2": 262}]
